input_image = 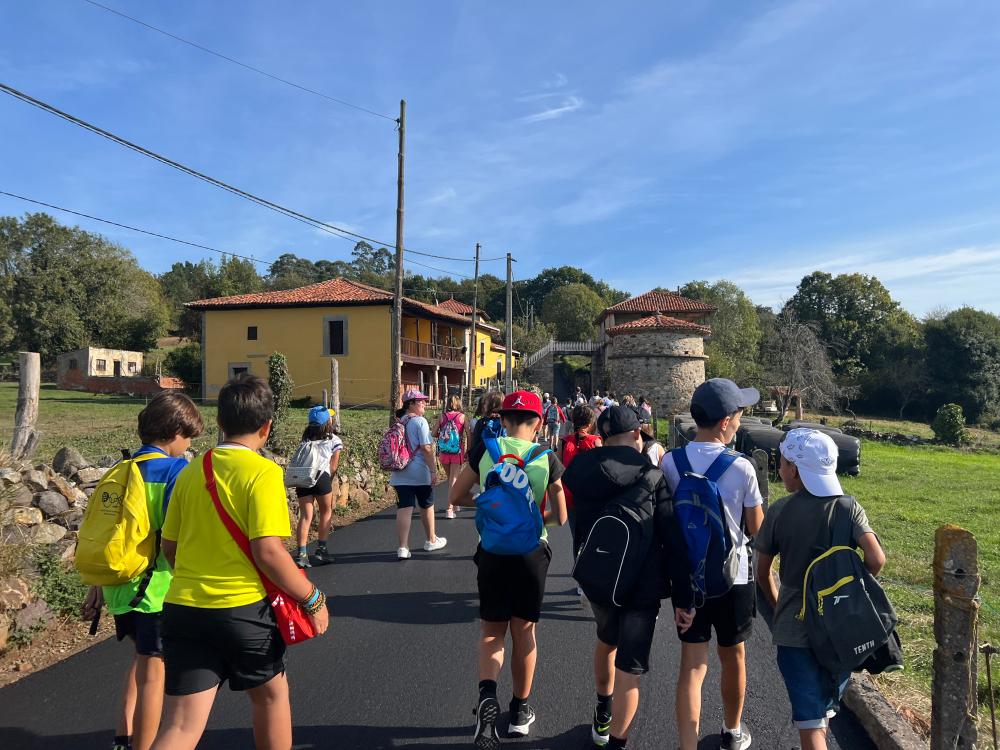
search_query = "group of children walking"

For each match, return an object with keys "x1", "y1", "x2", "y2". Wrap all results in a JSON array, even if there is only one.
[{"x1": 82, "y1": 371, "x2": 887, "y2": 750}]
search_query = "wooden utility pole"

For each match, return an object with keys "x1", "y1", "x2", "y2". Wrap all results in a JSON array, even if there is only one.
[
  {"x1": 505, "y1": 252, "x2": 513, "y2": 394},
  {"x1": 389, "y1": 99, "x2": 406, "y2": 424},
  {"x1": 468, "y1": 242, "x2": 480, "y2": 407},
  {"x1": 11, "y1": 352, "x2": 40, "y2": 461},
  {"x1": 931, "y1": 524, "x2": 980, "y2": 750},
  {"x1": 330, "y1": 358, "x2": 341, "y2": 430}
]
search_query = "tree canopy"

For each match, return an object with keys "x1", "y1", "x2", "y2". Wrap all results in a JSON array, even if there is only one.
[
  {"x1": 924, "y1": 307, "x2": 1000, "y2": 422},
  {"x1": 679, "y1": 280, "x2": 761, "y2": 384},
  {"x1": 540, "y1": 283, "x2": 605, "y2": 341}
]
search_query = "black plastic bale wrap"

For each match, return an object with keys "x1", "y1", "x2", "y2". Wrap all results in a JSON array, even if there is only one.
[
  {"x1": 735, "y1": 423, "x2": 785, "y2": 473},
  {"x1": 786, "y1": 420, "x2": 844, "y2": 434},
  {"x1": 779, "y1": 424, "x2": 861, "y2": 476}
]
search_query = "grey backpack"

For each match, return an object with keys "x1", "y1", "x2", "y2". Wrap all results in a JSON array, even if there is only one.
[
  {"x1": 798, "y1": 496, "x2": 897, "y2": 675},
  {"x1": 284, "y1": 441, "x2": 327, "y2": 488}
]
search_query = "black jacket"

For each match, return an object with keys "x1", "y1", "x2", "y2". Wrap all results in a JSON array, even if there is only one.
[{"x1": 562, "y1": 445, "x2": 682, "y2": 607}]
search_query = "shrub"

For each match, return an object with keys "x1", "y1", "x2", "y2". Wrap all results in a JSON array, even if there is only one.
[
  {"x1": 267, "y1": 352, "x2": 294, "y2": 453},
  {"x1": 932, "y1": 403, "x2": 970, "y2": 446},
  {"x1": 31, "y1": 547, "x2": 89, "y2": 618},
  {"x1": 164, "y1": 342, "x2": 202, "y2": 390}
]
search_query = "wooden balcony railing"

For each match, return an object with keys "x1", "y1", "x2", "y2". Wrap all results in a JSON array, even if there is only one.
[{"x1": 401, "y1": 338, "x2": 465, "y2": 364}]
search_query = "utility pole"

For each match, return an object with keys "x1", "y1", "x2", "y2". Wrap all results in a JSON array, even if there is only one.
[
  {"x1": 389, "y1": 99, "x2": 406, "y2": 424},
  {"x1": 505, "y1": 252, "x2": 514, "y2": 394},
  {"x1": 468, "y1": 242, "x2": 480, "y2": 408}
]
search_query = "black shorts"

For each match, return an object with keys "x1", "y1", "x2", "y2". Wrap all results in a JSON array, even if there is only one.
[
  {"x1": 676, "y1": 583, "x2": 755, "y2": 647},
  {"x1": 590, "y1": 602, "x2": 660, "y2": 675},
  {"x1": 161, "y1": 599, "x2": 287, "y2": 695},
  {"x1": 295, "y1": 472, "x2": 333, "y2": 498},
  {"x1": 114, "y1": 610, "x2": 163, "y2": 657},
  {"x1": 395, "y1": 484, "x2": 434, "y2": 509},
  {"x1": 475, "y1": 542, "x2": 552, "y2": 623}
]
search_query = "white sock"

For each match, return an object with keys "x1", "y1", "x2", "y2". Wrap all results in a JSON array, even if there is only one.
[{"x1": 725, "y1": 726, "x2": 742, "y2": 735}]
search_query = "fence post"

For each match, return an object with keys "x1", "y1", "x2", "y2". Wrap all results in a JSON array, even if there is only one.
[
  {"x1": 931, "y1": 524, "x2": 979, "y2": 750},
  {"x1": 11, "y1": 352, "x2": 40, "y2": 461},
  {"x1": 330, "y1": 359, "x2": 341, "y2": 430}
]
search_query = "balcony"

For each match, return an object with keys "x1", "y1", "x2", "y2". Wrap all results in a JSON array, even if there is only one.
[{"x1": 401, "y1": 338, "x2": 465, "y2": 366}]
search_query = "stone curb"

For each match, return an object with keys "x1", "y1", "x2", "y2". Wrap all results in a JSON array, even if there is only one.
[{"x1": 843, "y1": 674, "x2": 928, "y2": 750}]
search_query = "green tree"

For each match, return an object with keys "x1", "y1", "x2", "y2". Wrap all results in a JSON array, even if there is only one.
[
  {"x1": 540, "y1": 283, "x2": 605, "y2": 341},
  {"x1": 164, "y1": 342, "x2": 202, "y2": 389},
  {"x1": 861, "y1": 311, "x2": 928, "y2": 417},
  {"x1": 931, "y1": 403, "x2": 969, "y2": 445},
  {"x1": 213, "y1": 256, "x2": 262, "y2": 298},
  {"x1": 266, "y1": 351, "x2": 294, "y2": 451},
  {"x1": 679, "y1": 280, "x2": 761, "y2": 383},
  {"x1": 924, "y1": 307, "x2": 1000, "y2": 422},
  {"x1": 784, "y1": 272, "x2": 900, "y2": 378}
]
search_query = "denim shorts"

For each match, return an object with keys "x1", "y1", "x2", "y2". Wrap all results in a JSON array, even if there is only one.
[{"x1": 775, "y1": 646, "x2": 849, "y2": 729}]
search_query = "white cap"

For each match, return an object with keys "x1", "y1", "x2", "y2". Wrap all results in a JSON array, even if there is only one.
[{"x1": 780, "y1": 428, "x2": 843, "y2": 497}]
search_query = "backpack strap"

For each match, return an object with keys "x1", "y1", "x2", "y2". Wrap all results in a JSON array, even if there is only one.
[
  {"x1": 830, "y1": 495, "x2": 857, "y2": 549},
  {"x1": 671, "y1": 446, "x2": 693, "y2": 475},
  {"x1": 523, "y1": 444, "x2": 552, "y2": 466},
  {"x1": 125, "y1": 451, "x2": 167, "y2": 609},
  {"x1": 484, "y1": 434, "x2": 503, "y2": 465},
  {"x1": 704, "y1": 450, "x2": 740, "y2": 483}
]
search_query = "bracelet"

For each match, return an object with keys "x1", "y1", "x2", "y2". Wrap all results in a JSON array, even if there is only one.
[
  {"x1": 301, "y1": 586, "x2": 319, "y2": 608},
  {"x1": 302, "y1": 590, "x2": 326, "y2": 616}
]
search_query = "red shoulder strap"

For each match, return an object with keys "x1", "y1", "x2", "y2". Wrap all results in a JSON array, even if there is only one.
[{"x1": 202, "y1": 450, "x2": 264, "y2": 576}]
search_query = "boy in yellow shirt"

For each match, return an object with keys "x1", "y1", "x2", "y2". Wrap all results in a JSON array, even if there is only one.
[{"x1": 151, "y1": 374, "x2": 329, "y2": 750}]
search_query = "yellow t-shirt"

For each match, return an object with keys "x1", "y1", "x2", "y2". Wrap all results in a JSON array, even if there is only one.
[{"x1": 162, "y1": 446, "x2": 291, "y2": 609}]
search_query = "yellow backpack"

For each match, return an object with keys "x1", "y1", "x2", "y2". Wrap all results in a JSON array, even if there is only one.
[{"x1": 75, "y1": 453, "x2": 158, "y2": 586}]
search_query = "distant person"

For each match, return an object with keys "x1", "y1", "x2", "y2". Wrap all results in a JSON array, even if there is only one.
[
  {"x1": 390, "y1": 388, "x2": 446, "y2": 560},
  {"x1": 661, "y1": 378, "x2": 765, "y2": 750},
  {"x1": 540, "y1": 393, "x2": 552, "y2": 443},
  {"x1": 563, "y1": 406, "x2": 677, "y2": 749},
  {"x1": 468, "y1": 390, "x2": 504, "y2": 465},
  {"x1": 151, "y1": 374, "x2": 329, "y2": 750},
  {"x1": 755, "y1": 429, "x2": 885, "y2": 750},
  {"x1": 436, "y1": 394, "x2": 468, "y2": 519},
  {"x1": 543, "y1": 396, "x2": 565, "y2": 450},
  {"x1": 641, "y1": 424, "x2": 665, "y2": 468},
  {"x1": 559, "y1": 403, "x2": 602, "y2": 555},
  {"x1": 291, "y1": 406, "x2": 343, "y2": 567},
  {"x1": 448, "y1": 390, "x2": 567, "y2": 747},
  {"x1": 560, "y1": 398, "x2": 575, "y2": 441},
  {"x1": 637, "y1": 396, "x2": 652, "y2": 424},
  {"x1": 80, "y1": 392, "x2": 204, "y2": 750}
]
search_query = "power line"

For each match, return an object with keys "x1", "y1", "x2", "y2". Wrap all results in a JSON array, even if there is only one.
[
  {"x1": 405, "y1": 257, "x2": 474, "y2": 279},
  {"x1": 81, "y1": 0, "x2": 397, "y2": 122},
  {"x1": 0, "y1": 82, "x2": 499, "y2": 265}
]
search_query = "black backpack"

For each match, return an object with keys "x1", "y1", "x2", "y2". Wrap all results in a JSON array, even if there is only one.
[
  {"x1": 798, "y1": 496, "x2": 898, "y2": 675},
  {"x1": 572, "y1": 469, "x2": 657, "y2": 607}
]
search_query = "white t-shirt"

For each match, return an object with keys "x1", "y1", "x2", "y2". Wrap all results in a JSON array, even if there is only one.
[
  {"x1": 660, "y1": 442, "x2": 764, "y2": 585},
  {"x1": 312, "y1": 435, "x2": 343, "y2": 470},
  {"x1": 645, "y1": 440, "x2": 665, "y2": 468}
]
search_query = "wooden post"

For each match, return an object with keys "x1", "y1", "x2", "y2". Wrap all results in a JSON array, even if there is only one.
[
  {"x1": 468, "y1": 242, "x2": 480, "y2": 408},
  {"x1": 330, "y1": 358, "x2": 341, "y2": 430},
  {"x1": 322, "y1": 388, "x2": 328, "y2": 408},
  {"x1": 11, "y1": 352, "x2": 40, "y2": 461},
  {"x1": 931, "y1": 524, "x2": 980, "y2": 750},
  {"x1": 751, "y1": 448, "x2": 770, "y2": 509},
  {"x1": 505, "y1": 252, "x2": 514, "y2": 394},
  {"x1": 389, "y1": 99, "x2": 406, "y2": 425}
]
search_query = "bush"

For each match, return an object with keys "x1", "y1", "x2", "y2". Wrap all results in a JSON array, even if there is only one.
[
  {"x1": 164, "y1": 342, "x2": 202, "y2": 389},
  {"x1": 932, "y1": 403, "x2": 970, "y2": 446},
  {"x1": 267, "y1": 352, "x2": 294, "y2": 452},
  {"x1": 31, "y1": 547, "x2": 89, "y2": 618}
]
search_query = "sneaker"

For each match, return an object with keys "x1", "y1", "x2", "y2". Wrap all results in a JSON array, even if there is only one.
[
  {"x1": 313, "y1": 548, "x2": 335, "y2": 565},
  {"x1": 295, "y1": 552, "x2": 311, "y2": 568},
  {"x1": 473, "y1": 696, "x2": 501, "y2": 749},
  {"x1": 397, "y1": 547, "x2": 411, "y2": 560},
  {"x1": 445, "y1": 508, "x2": 456, "y2": 519},
  {"x1": 423, "y1": 536, "x2": 448, "y2": 552},
  {"x1": 508, "y1": 703, "x2": 535, "y2": 737},
  {"x1": 591, "y1": 706, "x2": 611, "y2": 746},
  {"x1": 721, "y1": 724, "x2": 752, "y2": 750}
]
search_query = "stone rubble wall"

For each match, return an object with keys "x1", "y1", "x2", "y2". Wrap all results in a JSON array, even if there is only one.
[{"x1": 606, "y1": 331, "x2": 707, "y2": 417}]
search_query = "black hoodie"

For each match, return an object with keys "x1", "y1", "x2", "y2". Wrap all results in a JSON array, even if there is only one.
[{"x1": 562, "y1": 445, "x2": 682, "y2": 607}]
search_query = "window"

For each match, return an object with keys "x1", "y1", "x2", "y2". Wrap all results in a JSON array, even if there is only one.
[
  {"x1": 68, "y1": 358, "x2": 78, "y2": 370},
  {"x1": 127, "y1": 361, "x2": 138, "y2": 373},
  {"x1": 323, "y1": 316, "x2": 348, "y2": 356},
  {"x1": 95, "y1": 359, "x2": 107, "y2": 372},
  {"x1": 229, "y1": 363, "x2": 251, "y2": 379},
  {"x1": 479, "y1": 341, "x2": 485, "y2": 366},
  {"x1": 247, "y1": 326, "x2": 258, "y2": 341}
]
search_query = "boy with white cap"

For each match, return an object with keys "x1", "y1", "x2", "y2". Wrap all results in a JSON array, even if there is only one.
[{"x1": 754, "y1": 428, "x2": 886, "y2": 750}]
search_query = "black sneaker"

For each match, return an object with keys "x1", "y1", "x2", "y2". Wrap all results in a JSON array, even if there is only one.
[
  {"x1": 313, "y1": 548, "x2": 335, "y2": 565},
  {"x1": 721, "y1": 724, "x2": 752, "y2": 750},
  {"x1": 591, "y1": 706, "x2": 611, "y2": 746},
  {"x1": 473, "y1": 696, "x2": 501, "y2": 749},
  {"x1": 508, "y1": 703, "x2": 536, "y2": 737}
]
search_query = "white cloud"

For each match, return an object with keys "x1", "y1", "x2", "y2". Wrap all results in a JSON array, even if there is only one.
[{"x1": 520, "y1": 95, "x2": 583, "y2": 123}]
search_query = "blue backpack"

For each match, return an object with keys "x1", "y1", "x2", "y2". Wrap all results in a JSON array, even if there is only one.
[
  {"x1": 476, "y1": 437, "x2": 550, "y2": 555},
  {"x1": 671, "y1": 447, "x2": 742, "y2": 607}
]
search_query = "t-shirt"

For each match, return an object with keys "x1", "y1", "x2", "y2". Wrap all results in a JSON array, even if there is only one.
[
  {"x1": 660, "y1": 442, "x2": 764, "y2": 585},
  {"x1": 103, "y1": 445, "x2": 188, "y2": 615},
  {"x1": 162, "y1": 445, "x2": 291, "y2": 609},
  {"x1": 469, "y1": 435, "x2": 565, "y2": 542},
  {"x1": 560, "y1": 433, "x2": 601, "y2": 510},
  {"x1": 754, "y1": 491, "x2": 874, "y2": 647},
  {"x1": 389, "y1": 415, "x2": 433, "y2": 486},
  {"x1": 297, "y1": 435, "x2": 344, "y2": 476},
  {"x1": 644, "y1": 440, "x2": 665, "y2": 468}
]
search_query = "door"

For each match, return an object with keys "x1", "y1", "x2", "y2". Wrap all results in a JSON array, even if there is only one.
[{"x1": 113, "y1": 361, "x2": 122, "y2": 377}]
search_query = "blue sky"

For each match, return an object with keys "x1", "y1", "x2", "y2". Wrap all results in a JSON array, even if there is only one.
[{"x1": 4, "y1": 0, "x2": 1000, "y2": 315}]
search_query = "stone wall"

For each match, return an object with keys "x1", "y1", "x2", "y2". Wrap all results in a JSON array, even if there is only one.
[
  {"x1": 606, "y1": 331, "x2": 706, "y2": 415},
  {"x1": 521, "y1": 351, "x2": 555, "y2": 395}
]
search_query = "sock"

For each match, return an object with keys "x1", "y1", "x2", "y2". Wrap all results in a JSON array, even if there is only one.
[
  {"x1": 725, "y1": 725, "x2": 741, "y2": 734},
  {"x1": 478, "y1": 679, "x2": 497, "y2": 701},
  {"x1": 298, "y1": 545, "x2": 307, "y2": 556},
  {"x1": 608, "y1": 736, "x2": 627, "y2": 749},
  {"x1": 509, "y1": 695, "x2": 527, "y2": 714},
  {"x1": 597, "y1": 692, "x2": 613, "y2": 717},
  {"x1": 317, "y1": 540, "x2": 327, "y2": 550},
  {"x1": 112, "y1": 736, "x2": 131, "y2": 750}
]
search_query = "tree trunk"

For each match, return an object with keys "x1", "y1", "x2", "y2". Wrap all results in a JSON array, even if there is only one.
[{"x1": 11, "y1": 352, "x2": 40, "y2": 461}]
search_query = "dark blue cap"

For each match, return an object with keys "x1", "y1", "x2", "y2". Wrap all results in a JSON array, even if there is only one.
[
  {"x1": 690, "y1": 378, "x2": 760, "y2": 421},
  {"x1": 597, "y1": 405, "x2": 641, "y2": 439}
]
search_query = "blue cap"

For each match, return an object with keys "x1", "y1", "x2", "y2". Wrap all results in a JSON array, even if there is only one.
[
  {"x1": 308, "y1": 405, "x2": 333, "y2": 425},
  {"x1": 690, "y1": 378, "x2": 760, "y2": 421}
]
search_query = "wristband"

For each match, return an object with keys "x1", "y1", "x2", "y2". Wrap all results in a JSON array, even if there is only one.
[
  {"x1": 302, "y1": 590, "x2": 326, "y2": 616},
  {"x1": 301, "y1": 586, "x2": 319, "y2": 607}
]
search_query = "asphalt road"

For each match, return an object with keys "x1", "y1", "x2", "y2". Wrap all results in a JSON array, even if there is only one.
[{"x1": 0, "y1": 485, "x2": 875, "y2": 749}]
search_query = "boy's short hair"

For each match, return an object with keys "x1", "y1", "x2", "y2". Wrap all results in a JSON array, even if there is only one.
[
  {"x1": 138, "y1": 391, "x2": 204, "y2": 444},
  {"x1": 691, "y1": 403, "x2": 742, "y2": 429},
  {"x1": 218, "y1": 373, "x2": 274, "y2": 436},
  {"x1": 502, "y1": 411, "x2": 540, "y2": 429}
]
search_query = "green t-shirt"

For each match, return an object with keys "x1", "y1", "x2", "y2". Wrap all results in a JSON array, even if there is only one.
[{"x1": 102, "y1": 447, "x2": 188, "y2": 615}]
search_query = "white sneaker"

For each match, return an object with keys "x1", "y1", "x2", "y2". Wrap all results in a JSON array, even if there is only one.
[
  {"x1": 445, "y1": 508, "x2": 456, "y2": 519},
  {"x1": 397, "y1": 547, "x2": 411, "y2": 560},
  {"x1": 423, "y1": 537, "x2": 448, "y2": 552}
]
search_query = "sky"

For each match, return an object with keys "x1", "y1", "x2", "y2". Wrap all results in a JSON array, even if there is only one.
[{"x1": 4, "y1": 0, "x2": 1000, "y2": 315}]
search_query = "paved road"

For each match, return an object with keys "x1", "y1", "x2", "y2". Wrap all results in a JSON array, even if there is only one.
[{"x1": 0, "y1": 486, "x2": 874, "y2": 749}]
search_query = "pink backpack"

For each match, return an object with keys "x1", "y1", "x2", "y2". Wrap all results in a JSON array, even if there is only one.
[{"x1": 378, "y1": 416, "x2": 413, "y2": 471}]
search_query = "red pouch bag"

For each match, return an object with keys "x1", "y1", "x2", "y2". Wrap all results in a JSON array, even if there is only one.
[{"x1": 202, "y1": 451, "x2": 316, "y2": 645}]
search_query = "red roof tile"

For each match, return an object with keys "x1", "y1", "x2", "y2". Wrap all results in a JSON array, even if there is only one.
[
  {"x1": 438, "y1": 297, "x2": 474, "y2": 315},
  {"x1": 606, "y1": 314, "x2": 711, "y2": 336},
  {"x1": 603, "y1": 290, "x2": 715, "y2": 317}
]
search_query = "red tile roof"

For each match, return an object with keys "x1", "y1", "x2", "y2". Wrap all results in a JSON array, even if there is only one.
[
  {"x1": 187, "y1": 277, "x2": 471, "y2": 325},
  {"x1": 603, "y1": 290, "x2": 716, "y2": 317},
  {"x1": 438, "y1": 297, "x2": 474, "y2": 315},
  {"x1": 606, "y1": 314, "x2": 711, "y2": 336}
]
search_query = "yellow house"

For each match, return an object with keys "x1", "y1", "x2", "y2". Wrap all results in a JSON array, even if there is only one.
[
  {"x1": 188, "y1": 278, "x2": 517, "y2": 405},
  {"x1": 437, "y1": 298, "x2": 519, "y2": 387}
]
